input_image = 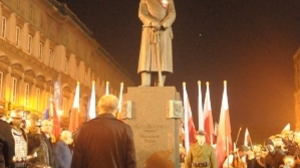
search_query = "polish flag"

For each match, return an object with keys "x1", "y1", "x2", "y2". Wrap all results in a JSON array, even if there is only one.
[
  {"x1": 88, "y1": 81, "x2": 96, "y2": 120},
  {"x1": 244, "y1": 128, "x2": 251, "y2": 147},
  {"x1": 204, "y1": 82, "x2": 214, "y2": 145},
  {"x1": 183, "y1": 82, "x2": 197, "y2": 153},
  {"x1": 215, "y1": 81, "x2": 232, "y2": 167},
  {"x1": 69, "y1": 82, "x2": 81, "y2": 132}
]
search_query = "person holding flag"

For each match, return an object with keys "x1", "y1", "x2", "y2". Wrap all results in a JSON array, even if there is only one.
[{"x1": 222, "y1": 145, "x2": 249, "y2": 168}]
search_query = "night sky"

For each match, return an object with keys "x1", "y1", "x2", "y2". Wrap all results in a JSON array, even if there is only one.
[{"x1": 58, "y1": 0, "x2": 300, "y2": 145}]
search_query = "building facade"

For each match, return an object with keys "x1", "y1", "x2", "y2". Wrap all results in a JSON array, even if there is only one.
[
  {"x1": 294, "y1": 47, "x2": 300, "y2": 128},
  {"x1": 0, "y1": 0, "x2": 135, "y2": 126}
]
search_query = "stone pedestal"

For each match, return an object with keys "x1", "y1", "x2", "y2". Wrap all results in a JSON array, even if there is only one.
[{"x1": 124, "y1": 86, "x2": 182, "y2": 168}]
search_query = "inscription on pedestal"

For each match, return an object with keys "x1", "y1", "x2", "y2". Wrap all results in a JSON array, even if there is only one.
[{"x1": 133, "y1": 124, "x2": 169, "y2": 144}]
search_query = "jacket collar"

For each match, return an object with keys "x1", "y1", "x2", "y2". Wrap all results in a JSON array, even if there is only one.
[{"x1": 97, "y1": 113, "x2": 115, "y2": 119}]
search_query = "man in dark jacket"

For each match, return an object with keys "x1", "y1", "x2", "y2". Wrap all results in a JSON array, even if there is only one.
[
  {"x1": 264, "y1": 138, "x2": 286, "y2": 168},
  {"x1": 71, "y1": 94, "x2": 136, "y2": 168},
  {"x1": 0, "y1": 116, "x2": 15, "y2": 168},
  {"x1": 40, "y1": 120, "x2": 58, "y2": 168}
]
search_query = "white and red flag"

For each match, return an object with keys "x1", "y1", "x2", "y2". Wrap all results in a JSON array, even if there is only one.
[
  {"x1": 69, "y1": 82, "x2": 81, "y2": 132},
  {"x1": 281, "y1": 123, "x2": 290, "y2": 132},
  {"x1": 204, "y1": 82, "x2": 214, "y2": 145},
  {"x1": 88, "y1": 81, "x2": 96, "y2": 120},
  {"x1": 117, "y1": 82, "x2": 124, "y2": 120},
  {"x1": 182, "y1": 82, "x2": 197, "y2": 153},
  {"x1": 215, "y1": 81, "x2": 232, "y2": 167},
  {"x1": 244, "y1": 128, "x2": 251, "y2": 147}
]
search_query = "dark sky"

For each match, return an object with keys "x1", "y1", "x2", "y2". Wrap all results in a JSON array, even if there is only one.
[{"x1": 58, "y1": 0, "x2": 300, "y2": 145}]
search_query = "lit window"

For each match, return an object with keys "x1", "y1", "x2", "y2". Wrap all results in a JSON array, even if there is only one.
[
  {"x1": 75, "y1": 65, "x2": 79, "y2": 79},
  {"x1": 49, "y1": 48, "x2": 53, "y2": 66},
  {"x1": 36, "y1": 88, "x2": 40, "y2": 110},
  {"x1": 16, "y1": 26, "x2": 20, "y2": 46},
  {"x1": 39, "y1": 42, "x2": 43, "y2": 59},
  {"x1": 17, "y1": 0, "x2": 21, "y2": 10},
  {"x1": 28, "y1": 34, "x2": 32, "y2": 53},
  {"x1": 1, "y1": 16, "x2": 6, "y2": 38},
  {"x1": 11, "y1": 77, "x2": 17, "y2": 103},
  {"x1": 24, "y1": 83, "x2": 29, "y2": 107},
  {"x1": 46, "y1": 92, "x2": 50, "y2": 107},
  {"x1": 62, "y1": 97, "x2": 67, "y2": 116},
  {"x1": 65, "y1": 56, "x2": 68, "y2": 73},
  {"x1": 0, "y1": 72, "x2": 3, "y2": 99},
  {"x1": 29, "y1": 7, "x2": 33, "y2": 20}
]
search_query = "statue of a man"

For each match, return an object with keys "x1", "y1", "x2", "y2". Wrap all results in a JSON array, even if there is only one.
[{"x1": 137, "y1": 0, "x2": 176, "y2": 86}]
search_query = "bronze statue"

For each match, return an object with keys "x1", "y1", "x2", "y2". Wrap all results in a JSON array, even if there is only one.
[{"x1": 137, "y1": 0, "x2": 176, "y2": 86}]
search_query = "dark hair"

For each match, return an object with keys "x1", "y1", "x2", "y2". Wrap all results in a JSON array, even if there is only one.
[{"x1": 238, "y1": 145, "x2": 249, "y2": 152}]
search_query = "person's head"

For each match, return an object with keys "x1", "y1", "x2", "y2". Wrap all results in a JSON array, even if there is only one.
[
  {"x1": 265, "y1": 139, "x2": 275, "y2": 153},
  {"x1": 10, "y1": 109, "x2": 24, "y2": 127},
  {"x1": 282, "y1": 130, "x2": 294, "y2": 140},
  {"x1": 40, "y1": 119, "x2": 52, "y2": 134},
  {"x1": 26, "y1": 113, "x2": 40, "y2": 131},
  {"x1": 283, "y1": 155, "x2": 295, "y2": 167},
  {"x1": 237, "y1": 145, "x2": 249, "y2": 157},
  {"x1": 293, "y1": 131, "x2": 300, "y2": 144},
  {"x1": 273, "y1": 135, "x2": 284, "y2": 147},
  {"x1": 253, "y1": 145, "x2": 263, "y2": 157},
  {"x1": 60, "y1": 130, "x2": 73, "y2": 145},
  {"x1": 195, "y1": 130, "x2": 206, "y2": 146},
  {"x1": 26, "y1": 113, "x2": 39, "y2": 125},
  {"x1": 97, "y1": 94, "x2": 119, "y2": 115}
]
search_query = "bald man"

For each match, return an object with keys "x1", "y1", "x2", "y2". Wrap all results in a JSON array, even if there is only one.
[{"x1": 71, "y1": 94, "x2": 136, "y2": 168}]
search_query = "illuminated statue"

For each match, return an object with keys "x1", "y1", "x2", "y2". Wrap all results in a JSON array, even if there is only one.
[{"x1": 137, "y1": 0, "x2": 176, "y2": 86}]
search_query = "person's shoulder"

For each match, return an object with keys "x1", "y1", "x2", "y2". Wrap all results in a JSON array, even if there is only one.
[
  {"x1": 204, "y1": 143, "x2": 214, "y2": 149},
  {"x1": 55, "y1": 140, "x2": 64, "y2": 146},
  {"x1": 0, "y1": 119, "x2": 10, "y2": 127},
  {"x1": 276, "y1": 149, "x2": 287, "y2": 155},
  {"x1": 189, "y1": 143, "x2": 199, "y2": 148}
]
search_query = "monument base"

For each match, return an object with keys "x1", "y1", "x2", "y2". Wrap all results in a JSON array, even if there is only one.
[{"x1": 124, "y1": 86, "x2": 182, "y2": 168}]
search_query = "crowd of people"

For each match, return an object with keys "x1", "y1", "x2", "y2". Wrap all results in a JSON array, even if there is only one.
[
  {"x1": 0, "y1": 109, "x2": 74, "y2": 168},
  {"x1": 0, "y1": 94, "x2": 137, "y2": 168},
  {"x1": 183, "y1": 128, "x2": 300, "y2": 168},
  {"x1": 2, "y1": 94, "x2": 300, "y2": 168}
]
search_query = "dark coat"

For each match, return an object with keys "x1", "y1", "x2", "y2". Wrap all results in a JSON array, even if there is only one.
[
  {"x1": 265, "y1": 149, "x2": 286, "y2": 168},
  {"x1": 55, "y1": 140, "x2": 72, "y2": 168},
  {"x1": 0, "y1": 120, "x2": 14, "y2": 168},
  {"x1": 71, "y1": 113, "x2": 136, "y2": 168},
  {"x1": 40, "y1": 132, "x2": 58, "y2": 168},
  {"x1": 27, "y1": 133, "x2": 49, "y2": 167}
]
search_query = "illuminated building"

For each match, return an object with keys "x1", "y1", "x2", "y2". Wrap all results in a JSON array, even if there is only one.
[
  {"x1": 294, "y1": 47, "x2": 300, "y2": 128},
  {"x1": 0, "y1": 0, "x2": 135, "y2": 126}
]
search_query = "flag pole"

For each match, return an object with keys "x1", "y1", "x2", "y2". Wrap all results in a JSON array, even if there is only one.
[
  {"x1": 226, "y1": 136, "x2": 230, "y2": 168},
  {"x1": 235, "y1": 126, "x2": 242, "y2": 147},
  {"x1": 249, "y1": 133, "x2": 254, "y2": 151}
]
